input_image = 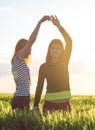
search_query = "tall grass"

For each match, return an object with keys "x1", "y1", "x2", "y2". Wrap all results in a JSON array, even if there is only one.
[{"x1": 0, "y1": 93, "x2": 95, "y2": 130}]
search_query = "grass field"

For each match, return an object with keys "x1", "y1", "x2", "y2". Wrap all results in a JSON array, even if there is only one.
[{"x1": 0, "y1": 93, "x2": 95, "y2": 130}]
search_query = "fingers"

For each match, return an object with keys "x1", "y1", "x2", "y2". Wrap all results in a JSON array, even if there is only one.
[
  {"x1": 40, "y1": 15, "x2": 59, "y2": 25},
  {"x1": 50, "y1": 15, "x2": 57, "y2": 20},
  {"x1": 44, "y1": 15, "x2": 50, "y2": 20},
  {"x1": 55, "y1": 15, "x2": 58, "y2": 20},
  {"x1": 49, "y1": 15, "x2": 59, "y2": 25},
  {"x1": 41, "y1": 15, "x2": 50, "y2": 22},
  {"x1": 43, "y1": 15, "x2": 58, "y2": 21}
]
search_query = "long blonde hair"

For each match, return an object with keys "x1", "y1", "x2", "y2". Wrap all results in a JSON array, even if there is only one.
[{"x1": 11, "y1": 38, "x2": 31, "y2": 65}]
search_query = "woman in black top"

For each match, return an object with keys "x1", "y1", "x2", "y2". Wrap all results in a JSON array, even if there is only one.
[{"x1": 33, "y1": 15, "x2": 72, "y2": 112}]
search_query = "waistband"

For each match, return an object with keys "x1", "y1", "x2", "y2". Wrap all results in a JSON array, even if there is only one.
[{"x1": 45, "y1": 90, "x2": 71, "y2": 101}]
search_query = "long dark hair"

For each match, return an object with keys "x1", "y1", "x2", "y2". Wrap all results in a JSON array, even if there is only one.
[
  {"x1": 11, "y1": 38, "x2": 30, "y2": 64},
  {"x1": 46, "y1": 39, "x2": 64, "y2": 63}
]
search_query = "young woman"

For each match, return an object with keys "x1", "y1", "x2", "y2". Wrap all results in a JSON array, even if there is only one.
[
  {"x1": 33, "y1": 15, "x2": 72, "y2": 112},
  {"x1": 11, "y1": 16, "x2": 50, "y2": 110}
]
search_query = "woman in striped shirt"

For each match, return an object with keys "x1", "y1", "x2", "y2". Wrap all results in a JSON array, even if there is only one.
[
  {"x1": 11, "y1": 16, "x2": 50, "y2": 110},
  {"x1": 33, "y1": 15, "x2": 72, "y2": 112}
]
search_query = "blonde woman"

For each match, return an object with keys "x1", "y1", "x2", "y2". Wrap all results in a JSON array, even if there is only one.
[{"x1": 11, "y1": 16, "x2": 50, "y2": 110}]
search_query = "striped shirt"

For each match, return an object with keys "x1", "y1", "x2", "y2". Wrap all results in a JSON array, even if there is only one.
[{"x1": 12, "y1": 55, "x2": 31, "y2": 96}]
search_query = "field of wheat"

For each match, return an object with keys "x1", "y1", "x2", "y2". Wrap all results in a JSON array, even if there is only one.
[{"x1": 0, "y1": 93, "x2": 95, "y2": 130}]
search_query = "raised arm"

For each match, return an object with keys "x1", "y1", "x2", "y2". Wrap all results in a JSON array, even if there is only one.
[
  {"x1": 17, "y1": 16, "x2": 50, "y2": 59},
  {"x1": 50, "y1": 15, "x2": 72, "y2": 63}
]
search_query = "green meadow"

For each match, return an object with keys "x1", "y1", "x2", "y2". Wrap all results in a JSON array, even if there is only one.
[{"x1": 0, "y1": 93, "x2": 95, "y2": 130}]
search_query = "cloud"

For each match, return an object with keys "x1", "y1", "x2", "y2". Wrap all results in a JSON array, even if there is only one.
[
  {"x1": 84, "y1": 65, "x2": 95, "y2": 74},
  {"x1": 70, "y1": 61, "x2": 86, "y2": 74},
  {"x1": 0, "y1": 63, "x2": 11, "y2": 76},
  {"x1": 0, "y1": 6, "x2": 11, "y2": 12},
  {"x1": 70, "y1": 60, "x2": 95, "y2": 77}
]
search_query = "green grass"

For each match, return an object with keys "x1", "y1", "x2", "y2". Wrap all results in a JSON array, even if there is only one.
[{"x1": 0, "y1": 93, "x2": 95, "y2": 130}]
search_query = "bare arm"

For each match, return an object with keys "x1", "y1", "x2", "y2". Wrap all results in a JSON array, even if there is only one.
[
  {"x1": 17, "y1": 16, "x2": 50, "y2": 59},
  {"x1": 50, "y1": 15, "x2": 72, "y2": 45},
  {"x1": 50, "y1": 15, "x2": 72, "y2": 63},
  {"x1": 33, "y1": 64, "x2": 45, "y2": 111}
]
